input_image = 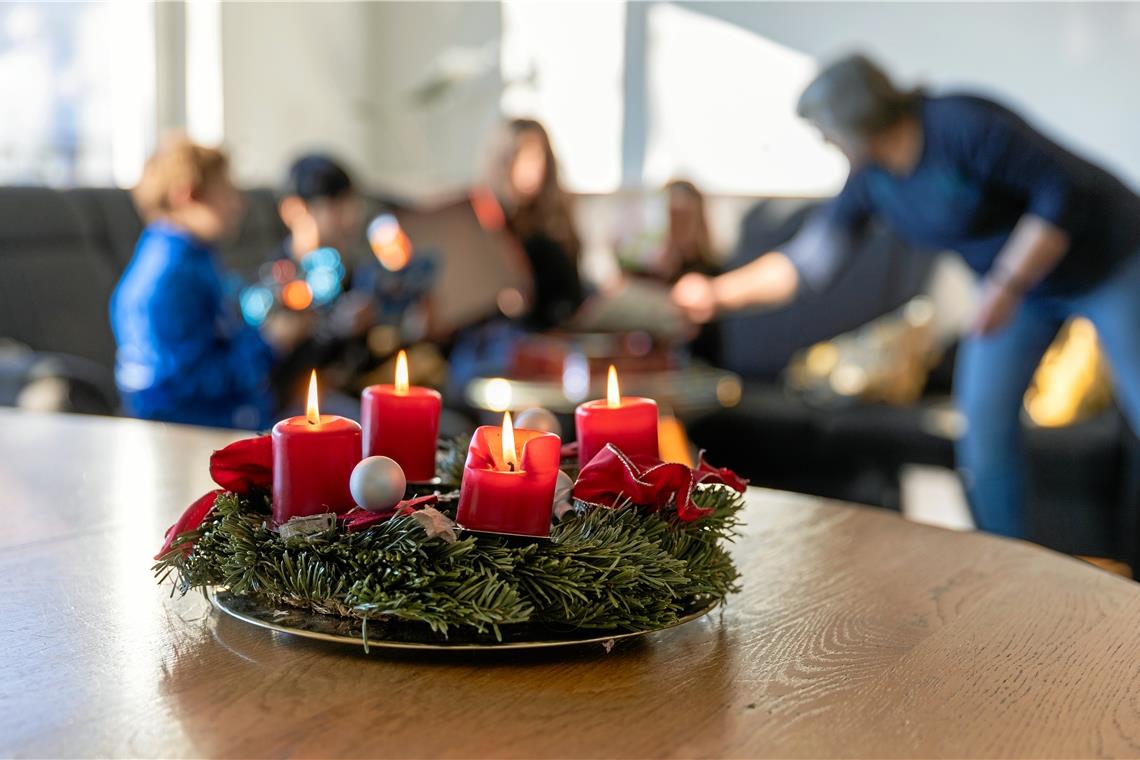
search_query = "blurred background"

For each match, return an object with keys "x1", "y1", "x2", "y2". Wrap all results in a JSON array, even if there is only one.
[{"x1": 3, "y1": 1, "x2": 1139, "y2": 569}]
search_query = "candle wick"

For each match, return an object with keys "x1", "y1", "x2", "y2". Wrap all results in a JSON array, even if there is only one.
[{"x1": 507, "y1": 462, "x2": 516, "y2": 472}]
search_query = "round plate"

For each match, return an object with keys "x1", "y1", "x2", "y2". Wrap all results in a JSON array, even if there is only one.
[{"x1": 208, "y1": 588, "x2": 718, "y2": 652}]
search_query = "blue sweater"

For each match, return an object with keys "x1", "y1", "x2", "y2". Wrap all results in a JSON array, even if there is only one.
[
  {"x1": 788, "y1": 94, "x2": 1140, "y2": 296},
  {"x1": 110, "y1": 223, "x2": 275, "y2": 429}
]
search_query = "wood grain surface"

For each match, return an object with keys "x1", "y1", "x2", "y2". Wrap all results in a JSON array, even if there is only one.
[{"x1": 3, "y1": 408, "x2": 1140, "y2": 758}]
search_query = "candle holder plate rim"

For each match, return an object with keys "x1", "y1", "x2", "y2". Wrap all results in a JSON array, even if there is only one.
[{"x1": 208, "y1": 587, "x2": 717, "y2": 652}]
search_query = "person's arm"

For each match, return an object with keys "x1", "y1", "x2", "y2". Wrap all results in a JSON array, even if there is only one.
[
  {"x1": 673, "y1": 181, "x2": 871, "y2": 324},
  {"x1": 973, "y1": 216, "x2": 1069, "y2": 334},
  {"x1": 672, "y1": 252, "x2": 799, "y2": 323},
  {"x1": 957, "y1": 102, "x2": 1076, "y2": 334}
]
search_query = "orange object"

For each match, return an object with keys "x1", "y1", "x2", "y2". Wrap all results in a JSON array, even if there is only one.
[
  {"x1": 368, "y1": 215, "x2": 413, "y2": 271},
  {"x1": 470, "y1": 185, "x2": 506, "y2": 231},
  {"x1": 282, "y1": 280, "x2": 313, "y2": 310},
  {"x1": 657, "y1": 415, "x2": 693, "y2": 468}
]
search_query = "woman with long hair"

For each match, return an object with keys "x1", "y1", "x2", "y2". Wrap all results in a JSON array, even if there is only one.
[{"x1": 486, "y1": 118, "x2": 584, "y2": 329}]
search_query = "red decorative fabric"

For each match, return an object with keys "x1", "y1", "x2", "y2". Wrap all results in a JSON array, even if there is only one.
[
  {"x1": 155, "y1": 489, "x2": 222, "y2": 559},
  {"x1": 695, "y1": 451, "x2": 750, "y2": 492},
  {"x1": 157, "y1": 435, "x2": 273, "y2": 559},
  {"x1": 209, "y1": 434, "x2": 273, "y2": 493},
  {"x1": 340, "y1": 494, "x2": 440, "y2": 533},
  {"x1": 571, "y1": 444, "x2": 745, "y2": 521}
]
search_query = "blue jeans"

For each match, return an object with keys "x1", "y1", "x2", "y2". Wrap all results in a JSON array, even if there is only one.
[{"x1": 955, "y1": 253, "x2": 1140, "y2": 537}]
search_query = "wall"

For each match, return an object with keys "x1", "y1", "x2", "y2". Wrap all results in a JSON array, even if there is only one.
[
  {"x1": 219, "y1": 1, "x2": 501, "y2": 197},
  {"x1": 213, "y1": 2, "x2": 1140, "y2": 197}
]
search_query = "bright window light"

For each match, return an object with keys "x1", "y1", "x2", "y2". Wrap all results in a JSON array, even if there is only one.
[
  {"x1": 186, "y1": 0, "x2": 224, "y2": 147},
  {"x1": 500, "y1": 0, "x2": 625, "y2": 194},
  {"x1": 643, "y1": 3, "x2": 847, "y2": 197}
]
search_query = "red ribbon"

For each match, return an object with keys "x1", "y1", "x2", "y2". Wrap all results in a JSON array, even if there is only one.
[
  {"x1": 155, "y1": 489, "x2": 223, "y2": 559},
  {"x1": 340, "y1": 494, "x2": 439, "y2": 533},
  {"x1": 571, "y1": 444, "x2": 747, "y2": 521},
  {"x1": 695, "y1": 451, "x2": 749, "y2": 492},
  {"x1": 155, "y1": 434, "x2": 272, "y2": 559},
  {"x1": 209, "y1": 434, "x2": 273, "y2": 493}
]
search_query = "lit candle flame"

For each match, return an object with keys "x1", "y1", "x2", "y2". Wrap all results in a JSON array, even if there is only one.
[
  {"x1": 606, "y1": 364, "x2": 621, "y2": 409},
  {"x1": 395, "y1": 349, "x2": 409, "y2": 394},
  {"x1": 306, "y1": 370, "x2": 320, "y2": 425},
  {"x1": 502, "y1": 411, "x2": 518, "y2": 471}
]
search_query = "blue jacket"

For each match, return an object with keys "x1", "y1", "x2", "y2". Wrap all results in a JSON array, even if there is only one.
[{"x1": 110, "y1": 223, "x2": 275, "y2": 429}]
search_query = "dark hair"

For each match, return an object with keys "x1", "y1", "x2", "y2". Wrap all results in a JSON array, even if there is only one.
[
  {"x1": 797, "y1": 54, "x2": 920, "y2": 140},
  {"x1": 281, "y1": 154, "x2": 354, "y2": 202}
]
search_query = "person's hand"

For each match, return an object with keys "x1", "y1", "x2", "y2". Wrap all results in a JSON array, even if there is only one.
[
  {"x1": 972, "y1": 278, "x2": 1023, "y2": 336},
  {"x1": 671, "y1": 272, "x2": 717, "y2": 325},
  {"x1": 262, "y1": 310, "x2": 315, "y2": 353}
]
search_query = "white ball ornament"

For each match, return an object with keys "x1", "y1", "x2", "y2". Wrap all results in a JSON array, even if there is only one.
[
  {"x1": 515, "y1": 407, "x2": 561, "y2": 438},
  {"x1": 350, "y1": 456, "x2": 407, "y2": 512}
]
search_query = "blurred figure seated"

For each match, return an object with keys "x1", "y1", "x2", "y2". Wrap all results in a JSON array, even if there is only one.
[
  {"x1": 485, "y1": 118, "x2": 585, "y2": 330},
  {"x1": 621, "y1": 180, "x2": 722, "y2": 284},
  {"x1": 254, "y1": 154, "x2": 376, "y2": 402},
  {"x1": 615, "y1": 179, "x2": 723, "y2": 363},
  {"x1": 448, "y1": 119, "x2": 587, "y2": 392},
  {"x1": 660, "y1": 179, "x2": 722, "y2": 282},
  {"x1": 110, "y1": 135, "x2": 305, "y2": 429}
]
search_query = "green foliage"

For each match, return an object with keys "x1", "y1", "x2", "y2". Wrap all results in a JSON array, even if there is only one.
[{"x1": 154, "y1": 460, "x2": 744, "y2": 641}]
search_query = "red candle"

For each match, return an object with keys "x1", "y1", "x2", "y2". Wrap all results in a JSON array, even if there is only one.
[
  {"x1": 575, "y1": 365, "x2": 659, "y2": 468},
  {"x1": 272, "y1": 371, "x2": 362, "y2": 525},
  {"x1": 361, "y1": 350, "x2": 442, "y2": 482},
  {"x1": 456, "y1": 412, "x2": 561, "y2": 537}
]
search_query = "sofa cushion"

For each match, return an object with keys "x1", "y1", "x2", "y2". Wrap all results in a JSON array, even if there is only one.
[
  {"x1": 0, "y1": 187, "x2": 117, "y2": 370},
  {"x1": 64, "y1": 187, "x2": 144, "y2": 274}
]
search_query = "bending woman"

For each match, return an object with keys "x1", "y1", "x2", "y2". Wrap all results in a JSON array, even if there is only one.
[{"x1": 673, "y1": 55, "x2": 1140, "y2": 537}]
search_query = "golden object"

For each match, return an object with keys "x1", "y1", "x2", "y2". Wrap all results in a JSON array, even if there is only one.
[
  {"x1": 1024, "y1": 318, "x2": 1112, "y2": 427},
  {"x1": 658, "y1": 414, "x2": 693, "y2": 467},
  {"x1": 786, "y1": 296, "x2": 938, "y2": 406}
]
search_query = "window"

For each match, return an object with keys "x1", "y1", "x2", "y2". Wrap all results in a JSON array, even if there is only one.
[
  {"x1": 498, "y1": 0, "x2": 848, "y2": 196},
  {"x1": 0, "y1": 2, "x2": 153, "y2": 187}
]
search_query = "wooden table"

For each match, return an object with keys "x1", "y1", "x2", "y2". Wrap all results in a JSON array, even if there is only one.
[{"x1": 4, "y1": 408, "x2": 1140, "y2": 758}]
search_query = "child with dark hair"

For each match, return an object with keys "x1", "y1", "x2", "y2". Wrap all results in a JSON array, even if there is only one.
[
  {"x1": 275, "y1": 154, "x2": 361, "y2": 268},
  {"x1": 257, "y1": 153, "x2": 379, "y2": 403}
]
